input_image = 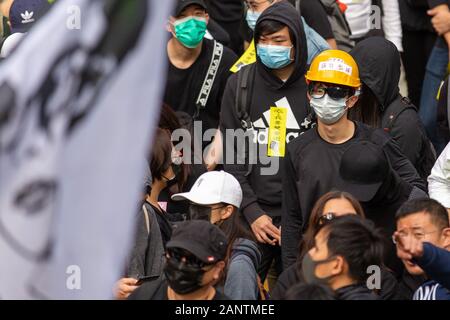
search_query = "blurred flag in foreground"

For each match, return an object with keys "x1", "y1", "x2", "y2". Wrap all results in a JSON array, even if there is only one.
[{"x1": 0, "y1": 0, "x2": 173, "y2": 299}]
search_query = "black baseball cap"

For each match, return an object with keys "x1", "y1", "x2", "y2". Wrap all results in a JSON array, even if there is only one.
[
  {"x1": 166, "y1": 220, "x2": 227, "y2": 264},
  {"x1": 336, "y1": 141, "x2": 390, "y2": 202},
  {"x1": 174, "y1": 0, "x2": 207, "y2": 16}
]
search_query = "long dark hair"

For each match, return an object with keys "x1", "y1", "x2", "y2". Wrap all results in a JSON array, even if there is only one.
[
  {"x1": 218, "y1": 207, "x2": 256, "y2": 283},
  {"x1": 158, "y1": 103, "x2": 190, "y2": 190},
  {"x1": 349, "y1": 83, "x2": 381, "y2": 128},
  {"x1": 299, "y1": 191, "x2": 366, "y2": 261}
]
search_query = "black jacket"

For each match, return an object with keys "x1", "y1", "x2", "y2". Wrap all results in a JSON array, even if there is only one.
[
  {"x1": 220, "y1": 2, "x2": 312, "y2": 225},
  {"x1": 281, "y1": 122, "x2": 426, "y2": 269},
  {"x1": 350, "y1": 37, "x2": 435, "y2": 181},
  {"x1": 271, "y1": 260, "x2": 399, "y2": 300},
  {"x1": 336, "y1": 284, "x2": 379, "y2": 300}
]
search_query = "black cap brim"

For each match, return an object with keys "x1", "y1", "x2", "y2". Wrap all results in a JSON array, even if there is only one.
[
  {"x1": 334, "y1": 180, "x2": 383, "y2": 203},
  {"x1": 175, "y1": 0, "x2": 207, "y2": 16},
  {"x1": 166, "y1": 239, "x2": 217, "y2": 263}
]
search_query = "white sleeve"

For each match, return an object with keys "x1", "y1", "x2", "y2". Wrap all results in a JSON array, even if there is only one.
[
  {"x1": 428, "y1": 143, "x2": 450, "y2": 208},
  {"x1": 381, "y1": 0, "x2": 403, "y2": 52}
]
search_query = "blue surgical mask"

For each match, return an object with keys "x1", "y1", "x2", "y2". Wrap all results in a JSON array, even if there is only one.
[
  {"x1": 246, "y1": 10, "x2": 260, "y2": 31},
  {"x1": 310, "y1": 94, "x2": 348, "y2": 125},
  {"x1": 257, "y1": 44, "x2": 293, "y2": 69}
]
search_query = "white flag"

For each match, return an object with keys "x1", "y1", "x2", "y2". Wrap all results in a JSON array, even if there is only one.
[{"x1": 0, "y1": 0, "x2": 174, "y2": 299}]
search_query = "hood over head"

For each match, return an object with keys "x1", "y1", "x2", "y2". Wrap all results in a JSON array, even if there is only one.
[
  {"x1": 254, "y1": 1, "x2": 307, "y2": 89},
  {"x1": 350, "y1": 37, "x2": 400, "y2": 110}
]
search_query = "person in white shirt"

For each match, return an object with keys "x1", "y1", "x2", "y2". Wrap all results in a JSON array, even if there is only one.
[{"x1": 428, "y1": 142, "x2": 450, "y2": 216}]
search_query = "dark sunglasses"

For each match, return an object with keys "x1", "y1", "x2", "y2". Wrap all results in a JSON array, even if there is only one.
[
  {"x1": 308, "y1": 83, "x2": 353, "y2": 100},
  {"x1": 166, "y1": 248, "x2": 209, "y2": 269}
]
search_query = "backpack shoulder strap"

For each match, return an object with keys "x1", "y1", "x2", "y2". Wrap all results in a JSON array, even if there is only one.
[
  {"x1": 235, "y1": 63, "x2": 256, "y2": 130},
  {"x1": 195, "y1": 40, "x2": 224, "y2": 119},
  {"x1": 142, "y1": 204, "x2": 151, "y2": 235},
  {"x1": 382, "y1": 97, "x2": 416, "y2": 133}
]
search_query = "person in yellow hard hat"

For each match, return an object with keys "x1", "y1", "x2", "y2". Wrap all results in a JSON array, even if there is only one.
[
  {"x1": 305, "y1": 49, "x2": 361, "y2": 126},
  {"x1": 280, "y1": 49, "x2": 426, "y2": 271}
]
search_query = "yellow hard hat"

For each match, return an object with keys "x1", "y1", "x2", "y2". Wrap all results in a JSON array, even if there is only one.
[{"x1": 306, "y1": 50, "x2": 361, "y2": 88}]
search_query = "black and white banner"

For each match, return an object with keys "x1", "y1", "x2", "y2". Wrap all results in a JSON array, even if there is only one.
[{"x1": 0, "y1": 0, "x2": 173, "y2": 299}]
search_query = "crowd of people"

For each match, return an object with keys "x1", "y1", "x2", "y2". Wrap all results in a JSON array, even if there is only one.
[{"x1": 2, "y1": 0, "x2": 450, "y2": 301}]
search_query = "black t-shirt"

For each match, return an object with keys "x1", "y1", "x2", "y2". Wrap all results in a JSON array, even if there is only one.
[
  {"x1": 298, "y1": 0, "x2": 334, "y2": 40},
  {"x1": 147, "y1": 202, "x2": 172, "y2": 249},
  {"x1": 164, "y1": 39, "x2": 237, "y2": 135}
]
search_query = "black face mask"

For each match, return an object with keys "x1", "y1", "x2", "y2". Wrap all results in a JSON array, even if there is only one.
[
  {"x1": 163, "y1": 164, "x2": 181, "y2": 189},
  {"x1": 189, "y1": 204, "x2": 228, "y2": 225},
  {"x1": 189, "y1": 204, "x2": 212, "y2": 221},
  {"x1": 164, "y1": 256, "x2": 205, "y2": 295}
]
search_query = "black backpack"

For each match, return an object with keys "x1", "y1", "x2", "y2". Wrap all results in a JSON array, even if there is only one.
[{"x1": 381, "y1": 97, "x2": 436, "y2": 180}]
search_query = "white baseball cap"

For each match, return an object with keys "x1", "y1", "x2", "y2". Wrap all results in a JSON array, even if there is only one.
[{"x1": 171, "y1": 171, "x2": 243, "y2": 208}]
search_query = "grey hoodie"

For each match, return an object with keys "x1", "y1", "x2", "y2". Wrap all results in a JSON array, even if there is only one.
[{"x1": 225, "y1": 238, "x2": 261, "y2": 300}]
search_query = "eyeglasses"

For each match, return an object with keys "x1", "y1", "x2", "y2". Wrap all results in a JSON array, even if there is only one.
[
  {"x1": 392, "y1": 229, "x2": 439, "y2": 245},
  {"x1": 318, "y1": 213, "x2": 336, "y2": 226},
  {"x1": 166, "y1": 248, "x2": 211, "y2": 269},
  {"x1": 308, "y1": 83, "x2": 353, "y2": 100},
  {"x1": 317, "y1": 213, "x2": 358, "y2": 226}
]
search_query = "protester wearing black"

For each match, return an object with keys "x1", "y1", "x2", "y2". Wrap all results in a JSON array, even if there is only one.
[
  {"x1": 221, "y1": 1, "x2": 313, "y2": 281},
  {"x1": 398, "y1": 0, "x2": 437, "y2": 107},
  {"x1": 299, "y1": 216, "x2": 385, "y2": 300},
  {"x1": 129, "y1": 220, "x2": 230, "y2": 300},
  {"x1": 164, "y1": 0, "x2": 237, "y2": 139},
  {"x1": 271, "y1": 260, "x2": 399, "y2": 300},
  {"x1": 282, "y1": 47, "x2": 427, "y2": 270},
  {"x1": 205, "y1": 0, "x2": 244, "y2": 54},
  {"x1": 350, "y1": 37, "x2": 436, "y2": 180},
  {"x1": 282, "y1": 122, "x2": 426, "y2": 269},
  {"x1": 336, "y1": 141, "x2": 428, "y2": 274}
]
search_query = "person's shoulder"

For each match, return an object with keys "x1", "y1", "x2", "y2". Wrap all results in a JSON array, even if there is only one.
[
  {"x1": 128, "y1": 277, "x2": 167, "y2": 300},
  {"x1": 213, "y1": 288, "x2": 231, "y2": 300},
  {"x1": 354, "y1": 121, "x2": 391, "y2": 145},
  {"x1": 287, "y1": 127, "x2": 318, "y2": 154}
]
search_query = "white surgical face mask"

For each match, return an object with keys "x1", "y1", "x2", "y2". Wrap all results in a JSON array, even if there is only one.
[{"x1": 310, "y1": 94, "x2": 348, "y2": 125}]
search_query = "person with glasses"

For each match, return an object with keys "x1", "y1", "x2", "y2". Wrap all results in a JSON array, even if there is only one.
[
  {"x1": 172, "y1": 171, "x2": 263, "y2": 300},
  {"x1": 282, "y1": 49, "x2": 425, "y2": 271},
  {"x1": 393, "y1": 198, "x2": 450, "y2": 300},
  {"x1": 274, "y1": 191, "x2": 399, "y2": 300},
  {"x1": 129, "y1": 220, "x2": 230, "y2": 300}
]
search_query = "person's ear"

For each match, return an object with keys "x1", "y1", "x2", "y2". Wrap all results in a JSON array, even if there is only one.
[
  {"x1": 306, "y1": 91, "x2": 311, "y2": 101},
  {"x1": 346, "y1": 95, "x2": 359, "y2": 110},
  {"x1": 205, "y1": 13, "x2": 209, "y2": 25},
  {"x1": 212, "y1": 261, "x2": 226, "y2": 280},
  {"x1": 440, "y1": 227, "x2": 450, "y2": 249},
  {"x1": 166, "y1": 18, "x2": 174, "y2": 33},
  {"x1": 330, "y1": 256, "x2": 345, "y2": 276},
  {"x1": 220, "y1": 205, "x2": 234, "y2": 221},
  {"x1": 290, "y1": 47, "x2": 295, "y2": 60}
]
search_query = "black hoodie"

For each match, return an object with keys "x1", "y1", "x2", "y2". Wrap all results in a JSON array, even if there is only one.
[
  {"x1": 350, "y1": 37, "x2": 435, "y2": 180},
  {"x1": 220, "y1": 1, "x2": 312, "y2": 225}
]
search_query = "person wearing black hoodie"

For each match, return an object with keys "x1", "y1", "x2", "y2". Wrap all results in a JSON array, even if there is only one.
[
  {"x1": 220, "y1": 1, "x2": 313, "y2": 281},
  {"x1": 349, "y1": 37, "x2": 436, "y2": 181},
  {"x1": 281, "y1": 49, "x2": 427, "y2": 270}
]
